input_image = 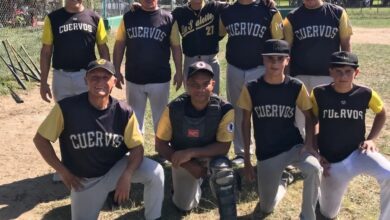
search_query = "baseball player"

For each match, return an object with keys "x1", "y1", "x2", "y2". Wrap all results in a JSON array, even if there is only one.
[
  {"x1": 283, "y1": 0, "x2": 353, "y2": 137},
  {"x1": 220, "y1": 0, "x2": 284, "y2": 165},
  {"x1": 113, "y1": 0, "x2": 183, "y2": 136},
  {"x1": 155, "y1": 61, "x2": 237, "y2": 219},
  {"x1": 238, "y1": 40, "x2": 322, "y2": 219},
  {"x1": 311, "y1": 51, "x2": 390, "y2": 220},
  {"x1": 33, "y1": 59, "x2": 164, "y2": 220},
  {"x1": 40, "y1": 0, "x2": 110, "y2": 103}
]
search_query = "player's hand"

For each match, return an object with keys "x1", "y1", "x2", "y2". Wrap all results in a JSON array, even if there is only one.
[
  {"x1": 243, "y1": 158, "x2": 256, "y2": 182},
  {"x1": 115, "y1": 172, "x2": 132, "y2": 204},
  {"x1": 58, "y1": 169, "x2": 83, "y2": 191},
  {"x1": 171, "y1": 149, "x2": 192, "y2": 168},
  {"x1": 129, "y1": 2, "x2": 141, "y2": 11},
  {"x1": 40, "y1": 83, "x2": 52, "y2": 103},
  {"x1": 319, "y1": 156, "x2": 331, "y2": 177},
  {"x1": 359, "y1": 140, "x2": 378, "y2": 154},
  {"x1": 184, "y1": 161, "x2": 207, "y2": 179},
  {"x1": 173, "y1": 72, "x2": 183, "y2": 91},
  {"x1": 115, "y1": 73, "x2": 124, "y2": 89}
]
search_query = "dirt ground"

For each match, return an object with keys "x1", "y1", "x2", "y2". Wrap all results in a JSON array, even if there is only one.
[{"x1": 0, "y1": 27, "x2": 389, "y2": 220}]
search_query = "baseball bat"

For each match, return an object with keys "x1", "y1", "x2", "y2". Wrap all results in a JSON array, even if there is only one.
[
  {"x1": 21, "y1": 45, "x2": 41, "y2": 76},
  {"x1": 8, "y1": 86, "x2": 24, "y2": 104},
  {"x1": 2, "y1": 40, "x2": 17, "y2": 75},
  {"x1": 11, "y1": 44, "x2": 41, "y2": 81},
  {"x1": 6, "y1": 39, "x2": 29, "y2": 81},
  {"x1": 0, "y1": 55, "x2": 27, "y2": 90},
  {"x1": 6, "y1": 63, "x2": 40, "y2": 82}
]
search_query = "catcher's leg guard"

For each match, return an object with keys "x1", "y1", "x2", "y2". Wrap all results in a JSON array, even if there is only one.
[{"x1": 209, "y1": 156, "x2": 237, "y2": 220}]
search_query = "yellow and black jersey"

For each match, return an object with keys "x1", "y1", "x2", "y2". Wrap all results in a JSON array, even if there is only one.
[
  {"x1": 172, "y1": 1, "x2": 227, "y2": 57},
  {"x1": 238, "y1": 75, "x2": 311, "y2": 161},
  {"x1": 115, "y1": 9, "x2": 179, "y2": 84},
  {"x1": 283, "y1": 2, "x2": 352, "y2": 76},
  {"x1": 42, "y1": 8, "x2": 108, "y2": 70},
  {"x1": 156, "y1": 94, "x2": 234, "y2": 151},
  {"x1": 220, "y1": 2, "x2": 283, "y2": 69},
  {"x1": 311, "y1": 84, "x2": 383, "y2": 163},
  {"x1": 37, "y1": 93, "x2": 143, "y2": 178}
]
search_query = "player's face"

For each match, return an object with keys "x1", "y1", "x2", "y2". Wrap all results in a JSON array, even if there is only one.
[
  {"x1": 263, "y1": 55, "x2": 289, "y2": 76},
  {"x1": 65, "y1": 0, "x2": 83, "y2": 9},
  {"x1": 85, "y1": 69, "x2": 117, "y2": 97},
  {"x1": 303, "y1": 0, "x2": 323, "y2": 9},
  {"x1": 330, "y1": 66, "x2": 359, "y2": 90},
  {"x1": 187, "y1": 72, "x2": 215, "y2": 105},
  {"x1": 140, "y1": 0, "x2": 158, "y2": 11}
]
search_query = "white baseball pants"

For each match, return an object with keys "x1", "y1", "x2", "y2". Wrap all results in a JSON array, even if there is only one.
[{"x1": 52, "y1": 69, "x2": 88, "y2": 102}]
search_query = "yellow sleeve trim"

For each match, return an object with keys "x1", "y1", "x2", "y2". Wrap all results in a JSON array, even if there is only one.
[
  {"x1": 124, "y1": 114, "x2": 144, "y2": 149},
  {"x1": 216, "y1": 109, "x2": 234, "y2": 142},
  {"x1": 96, "y1": 18, "x2": 108, "y2": 45},
  {"x1": 115, "y1": 19, "x2": 126, "y2": 41},
  {"x1": 170, "y1": 21, "x2": 181, "y2": 46},
  {"x1": 156, "y1": 107, "x2": 172, "y2": 141},
  {"x1": 310, "y1": 90, "x2": 319, "y2": 117},
  {"x1": 37, "y1": 104, "x2": 64, "y2": 142},
  {"x1": 369, "y1": 90, "x2": 384, "y2": 114},
  {"x1": 237, "y1": 86, "x2": 252, "y2": 111},
  {"x1": 339, "y1": 10, "x2": 353, "y2": 39},
  {"x1": 297, "y1": 84, "x2": 312, "y2": 111},
  {"x1": 41, "y1": 16, "x2": 53, "y2": 45},
  {"x1": 283, "y1": 18, "x2": 294, "y2": 46},
  {"x1": 270, "y1": 12, "x2": 284, "y2": 40}
]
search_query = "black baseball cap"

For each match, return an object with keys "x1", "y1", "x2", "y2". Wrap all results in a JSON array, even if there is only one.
[
  {"x1": 86, "y1": 59, "x2": 116, "y2": 76},
  {"x1": 262, "y1": 39, "x2": 290, "y2": 56},
  {"x1": 187, "y1": 61, "x2": 214, "y2": 79},
  {"x1": 330, "y1": 51, "x2": 359, "y2": 68}
]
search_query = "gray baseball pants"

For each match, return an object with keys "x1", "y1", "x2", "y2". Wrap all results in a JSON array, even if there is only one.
[
  {"x1": 319, "y1": 149, "x2": 390, "y2": 220},
  {"x1": 71, "y1": 156, "x2": 164, "y2": 220},
  {"x1": 52, "y1": 69, "x2": 88, "y2": 102},
  {"x1": 256, "y1": 144, "x2": 322, "y2": 220},
  {"x1": 226, "y1": 63, "x2": 265, "y2": 156},
  {"x1": 183, "y1": 54, "x2": 220, "y2": 94}
]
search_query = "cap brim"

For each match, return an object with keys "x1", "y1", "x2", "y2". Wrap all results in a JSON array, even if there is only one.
[
  {"x1": 86, "y1": 66, "x2": 116, "y2": 76},
  {"x1": 187, "y1": 69, "x2": 214, "y2": 79},
  {"x1": 262, "y1": 53, "x2": 289, "y2": 56},
  {"x1": 330, "y1": 62, "x2": 359, "y2": 67}
]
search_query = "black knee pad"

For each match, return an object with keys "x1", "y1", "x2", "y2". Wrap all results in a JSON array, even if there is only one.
[{"x1": 209, "y1": 156, "x2": 237, "y2": 220}]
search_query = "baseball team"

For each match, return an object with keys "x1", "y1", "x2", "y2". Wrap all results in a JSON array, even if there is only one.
[{"x1": 33, "y1": 0, "x2": 390, "y2": 219}]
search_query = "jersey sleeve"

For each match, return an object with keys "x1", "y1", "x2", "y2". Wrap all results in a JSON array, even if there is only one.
[
  {"x1": 156, "y1": 107, "x2": 172, "y2": 141},
  {"x1": 216, "y1": 109, "x2": 234, "y2": 142},
  {"x1": 124, "y1": 113, "x2": 144, "y2": 149},
  {"x1": 368, "y1": 90, "x2": 384, "y2": 114},
  {"x1": 283, "y1": 17, "x2": 294, "y2": 46},
  {"x1": 310, "y1": 90, "x2": 319, "y2": 117},
  {"x1": 296, "y1": 84, "x2": 312, "y2": 111},
  {"x1": 115, "y1": 19, "x2": 127, "y2": 41},
  {"x1": 237, "y1": 86, "x2": 252, "y2": 111},
  {"x1": 339, "y1": 10, "x2": 353, "y2": 39},
  {"x1": 96, "y1": 18, "x2": 108, "y2": 45},
  {"x1": 37, "y1": 104, "x2": 64, "y2": 142},
  {"x1": 41, "y1": 16, "x2": 53, "y2": 45},
  {"x1": 170, "y1": 21, "x2": 181, "y2": 46},
  {"x1": 270, "y1": 11, "x2": 284, "y2": 39}
]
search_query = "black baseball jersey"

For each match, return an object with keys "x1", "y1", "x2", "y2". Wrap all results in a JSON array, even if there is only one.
[
  {"x1": 37, "y1": 93, "x2": 143, "y2": 178},
  {"x1": 237, "y1": 76, "x2": 312, "y2": 161},
  {"x1": 311, "y1": 84, "x2": 383, "y2": 163},
  {"x1": 285, "y1": 3, "x2": 352, "y2": 76},
  {"x1": 47, "y1": 8, "x2": 101, "y2": 70},
  {"x1": 221, "y1": 2, "x2": 283, "y2": 69},
  {"x1": 121, "y1": 9, "x2": 173, "y2": 84},
  {"x1": 172, "y1": 1, "x2": 227, "y2": 57}
]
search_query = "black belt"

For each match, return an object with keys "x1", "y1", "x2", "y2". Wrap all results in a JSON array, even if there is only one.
[{"x1": 56, "y1": 68, "x2": 82, "y2": 72}]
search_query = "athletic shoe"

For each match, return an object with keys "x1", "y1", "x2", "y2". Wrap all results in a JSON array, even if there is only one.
[
  {"x1": 281, "y1": 170, "x2": 294, "y2": 187},
  {"x1": 231, "y1": 155, "x2": 244, "y2": 166}
]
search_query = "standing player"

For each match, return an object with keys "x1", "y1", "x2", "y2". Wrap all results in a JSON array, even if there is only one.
[
  {"x1": 40, "y1": 0, "x2": 110, "y2": 102},
  {"x1": 238, "y1": 40, "x2": 322, "y2": 219},
  {"x1": 220, "y1": 0, "x2": 284, "y2": 164},
  {"x1": 283, "y1": 0, "x2": 352, "y2": 136},
  {"x1": 113, "y1": 0, "x2": 183, "y2": 135},
  {"x1": 155, "y1": 61, "x2": 237, "y2": 219},
  {"x1": 33, "y1": 59, "x2": 164, "y2": 220},
  {"x1": 311, "y1": 51, "x2": 390, "y2": 220}
]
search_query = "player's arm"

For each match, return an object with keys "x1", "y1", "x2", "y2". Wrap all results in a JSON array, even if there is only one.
[
  {"x1": 339, "y1": 10, "x2": 352, "y2": 52},
  {"x1": 113, "y1": 19, "x2": 126, "y2": 89},
  {"x1": 40, "y1": 16, "x2": 54, "y2": 103},
  {"x1": 270, "y1": 11, "x2": 284, "y2": 39},
  {"x1": 170, "y1": 23, "x2": 183, "y2": 91},
  {"x1": 283, "y1": 18, "x2": 294, "y2": 46},
  {"x1": 96, "y1": 18, "x2": 110, "y2": 60}
]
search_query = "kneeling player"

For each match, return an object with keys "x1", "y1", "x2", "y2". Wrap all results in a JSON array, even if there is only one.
[
  {"x1": 238, "y1": 40, "x2": 322, "y2": 219},
  {"x1": 311, "y1": 51, "x2": 390, "y2": 220},
  {"x1": 155, "y1": 61, "x2": 237, "y2": 219}
]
